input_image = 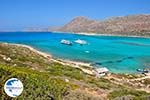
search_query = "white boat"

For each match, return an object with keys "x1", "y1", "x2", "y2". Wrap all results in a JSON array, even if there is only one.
[
  {"x1": 60, "y1": 39, "x2": 72, "y2": 45},
  {"x1": 74, "y1": 39, "x2": 87, "y2": 45}
]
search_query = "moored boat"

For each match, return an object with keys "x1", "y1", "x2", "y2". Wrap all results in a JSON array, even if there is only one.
[
  {"x1": 136, "y1": 68, "x2": 150, "y2": 73},
  {"x1": 74, "y1": 39, "x2": 87, "y2": 45},
  {"x1": 60, "y1": 39, "x2": 72, "y2": 45}
]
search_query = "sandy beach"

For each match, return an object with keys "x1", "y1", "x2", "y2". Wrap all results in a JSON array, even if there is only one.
[
  {"x1": 73, "y1": 32, "x2": 150, "y2": 38},
  {"x1": 52, "y1": 31, "x2": 150, "y2": 38},
  {"x1": 1, "y1": 42, "x2": 150, "y2": 93},
  {"x1": 2, "y1": 42, "x2": 150, "y2": 76},
  {"x1": 2, "y1": 42, "x2": 94, "y2": 75}
]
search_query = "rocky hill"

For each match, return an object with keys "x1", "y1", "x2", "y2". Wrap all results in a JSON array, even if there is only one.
[{"x1": 58, "y1": 14, "x2": 150, "y2": 36}]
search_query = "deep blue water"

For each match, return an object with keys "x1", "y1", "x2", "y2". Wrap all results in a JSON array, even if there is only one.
[{"x1": 0, "y1": 32, "x2": 150, "y2": 73}]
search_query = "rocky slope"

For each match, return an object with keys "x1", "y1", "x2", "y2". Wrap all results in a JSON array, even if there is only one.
[{"x1": 58, "y1": 14, "x2": 150, "y2": 36}]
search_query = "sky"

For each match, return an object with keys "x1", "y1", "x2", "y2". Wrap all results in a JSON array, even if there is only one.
[{"x1": 0, "y1": 0, "x2": 150, "y2": 31}]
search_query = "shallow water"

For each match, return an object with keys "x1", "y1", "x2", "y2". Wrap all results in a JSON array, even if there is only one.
[{"x1": 0, "y1": 32, "x2": 150, "y2": 73}]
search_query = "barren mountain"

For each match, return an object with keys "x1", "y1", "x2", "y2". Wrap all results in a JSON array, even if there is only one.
[{"x1": 58, "y1": 15, "x2": 150, "y2": 36}]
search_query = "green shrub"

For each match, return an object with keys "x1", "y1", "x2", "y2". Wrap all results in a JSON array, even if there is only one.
[
  {"x1": 0, "y1": 65, "x2": 76, "y2": 100},
  {"x1": 47, "y1": 62, "x2": 86, "y2": 80},
  {"x1": 63, "y1": 90, "x2": 102, "y2": 100},
  {"x1": 108, "y1": 89, "x2": 150, "y2": 100}
]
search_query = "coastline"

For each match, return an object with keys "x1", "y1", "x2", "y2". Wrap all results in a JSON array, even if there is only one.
[
  {"x1": 1, "y1": 31, "x2": 150, "y2": 38},
  {"x1": 51, "y1": 31, "x2": 150, "y2": 38},
  {"x1": 1, "y1": 43, "x2": 150, "y2": 94},
  {"x1": 1, "y1": 42, "x2": 150, "y2": 76},
  {"x1": 75, "y1": 32, "x2": 150, "y2": 38},
  {"x1": 2, "y1": 42, "x2": 94, "y2": 75},
  {"x1": 1, "y1": 31, "x2": 150, "y2": 75}
]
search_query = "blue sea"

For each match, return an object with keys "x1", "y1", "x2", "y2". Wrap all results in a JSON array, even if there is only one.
[{"x1": 0, "y1": 32, "x2": 150, "y2": 73}]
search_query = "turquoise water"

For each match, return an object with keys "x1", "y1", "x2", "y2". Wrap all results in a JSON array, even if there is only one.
[{"x1": 0, "y1": 32, "x2": 150, "y2": 73}]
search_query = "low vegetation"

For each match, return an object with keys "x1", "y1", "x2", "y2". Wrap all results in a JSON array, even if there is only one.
[
  {"x1": 108, "y1": 89, "x2": 150, "y2": 100},
  {"x1": 0, "y1": 43, "x2": 150, "y2": 100},
  {"x1": 0, "y1": 65, "x2": 74, "y2": 100}
]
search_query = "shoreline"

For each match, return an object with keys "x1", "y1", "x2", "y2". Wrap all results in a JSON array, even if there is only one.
[
  {"x1": 1, "y1": 42, "x2": 150, "y2": 90},
  {"x1": 2, "y1": 42, "x2": 94, "y2": 75},
  {"x1": 1, "y1": 31, "x2": 150, "y2": 38},
  {"x1": 1, "y1": 42, "x2": 150, "y2": 76},
  {"x1": 76, "y1": 33, "x2": 150, "y2": 38},
  {"x1": 52, "y1": 31, "x2": 150, "y2": 39}
]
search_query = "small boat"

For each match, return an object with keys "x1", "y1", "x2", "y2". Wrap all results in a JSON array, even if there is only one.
[
  {"x1": 60, "y1": 39, "x2": 72, "y2": 45},
  {"x1": 74, "y1": 39, "x2": 87, "y2": 45},
  {"x1": 136, "y1": 68, "x2": 149, "y2": 73},
  {"x1": 136, "y1": 69, "x2": 142, "y2": 72}
]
